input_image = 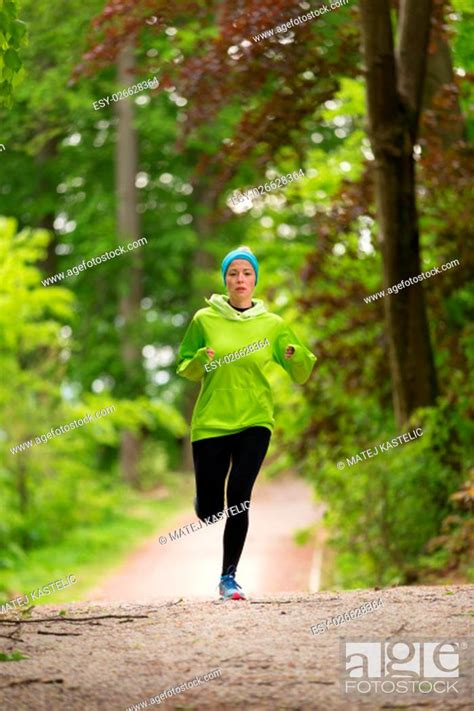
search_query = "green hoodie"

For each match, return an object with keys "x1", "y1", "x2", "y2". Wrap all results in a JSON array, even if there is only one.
[{"x1": 176, "y1": 294, "x2": 317, "y2": 442}]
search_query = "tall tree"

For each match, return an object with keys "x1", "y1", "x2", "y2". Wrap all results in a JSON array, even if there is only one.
[
  {"x1": 359, "y1": 0, "x2": 438, "y2": 425},
  {"x1": 115, "y1": 41, "x2": 144, "y2": 486}
]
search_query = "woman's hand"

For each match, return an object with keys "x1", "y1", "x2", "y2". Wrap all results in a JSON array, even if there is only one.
[
  {"x1": 206, "y1": 347, "x2": 215, "y2": 359},
  {"x1": 284, "y1": 345, "x2": 295, "y2": 360}
]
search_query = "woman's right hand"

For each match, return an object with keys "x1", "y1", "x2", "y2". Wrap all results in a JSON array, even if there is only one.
[{"x1": 205, "y1": 347, "x2": 215, "y2": 359}]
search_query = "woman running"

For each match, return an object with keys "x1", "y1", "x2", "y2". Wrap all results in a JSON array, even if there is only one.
[{"x1": 176, "y1": 246, "x2": 317, "y2": 600}]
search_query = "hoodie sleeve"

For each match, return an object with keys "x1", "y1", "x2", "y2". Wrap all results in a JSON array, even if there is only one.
[
  {"x1": 176, "y1": 316, "x2": 210, "y2": 382},
  {"x1": 272, "y1": 319, "x2": 317, "y2": 384}
]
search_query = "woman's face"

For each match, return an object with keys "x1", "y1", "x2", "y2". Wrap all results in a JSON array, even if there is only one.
[{"x1": 225, "y1": 259, "x2": 256, "y2": 301}]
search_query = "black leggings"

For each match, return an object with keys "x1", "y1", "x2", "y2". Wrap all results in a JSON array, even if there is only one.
[{"x1": 192, "y1": 426, "x2": 271, "y2": 576}]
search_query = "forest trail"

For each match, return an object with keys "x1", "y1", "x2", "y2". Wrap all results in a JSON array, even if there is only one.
[
  {"x1": 1, "y1": 478, "x2": 472, "y2": 709},
  {"x1": 86, "y1": 475, "x2": 324, "y2": 602},
  {"x1": 0, "y1": 586, "x2": 471, "y2": 710}
]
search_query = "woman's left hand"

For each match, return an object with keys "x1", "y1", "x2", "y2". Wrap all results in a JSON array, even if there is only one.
[{"x1": 284, "y1": 345, "x2": 295, "y2": 360}]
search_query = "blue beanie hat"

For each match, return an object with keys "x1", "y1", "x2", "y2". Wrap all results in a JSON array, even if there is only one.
[{"x1": 221, "y1": 247, "x2": 259, "y2": 286}]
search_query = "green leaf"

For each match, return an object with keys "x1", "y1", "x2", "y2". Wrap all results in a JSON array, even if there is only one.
[
  {"x1": 10, "y1": 19, "x2": 28, "y2": 43},
  {"x1": 0, "y1": 651, "x2": 29, "y2": 662},
  {"x1": 3, "y1": 49, "x2": 21, "y2": 72}
]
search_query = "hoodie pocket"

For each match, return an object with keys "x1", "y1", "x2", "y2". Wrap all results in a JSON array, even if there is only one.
[{"x1": 193, "y1": 388, "x2": 271, "y2": 429}]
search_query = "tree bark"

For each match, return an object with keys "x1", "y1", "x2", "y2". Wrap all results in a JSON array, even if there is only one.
[
  {"x1": 35, "y1": 134, "x2": 60, "y2": 277},
  {"x1": 115, "y1": 42, "x2": 143, "y2": 487},
  {"x1": 179, "y1": 186, "x2": 217, "y2": 472},
  {"x1": 359, "y1": 0, "x2": 438, "y2": 426},
  {"x1": 423, "y1": 36, "x2": 466, "y2": 145}
]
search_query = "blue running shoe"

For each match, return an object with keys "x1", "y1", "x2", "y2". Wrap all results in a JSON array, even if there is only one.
[{"x1": 219, "y1": 567, "x2": 246, "y2": 601}]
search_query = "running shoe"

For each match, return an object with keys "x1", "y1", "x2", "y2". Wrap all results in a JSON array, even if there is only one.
[{"x1": 219, "y1": 568, "x2": 246, "y2": 601}]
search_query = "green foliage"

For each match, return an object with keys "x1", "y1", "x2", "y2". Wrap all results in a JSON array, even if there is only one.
[
  {"x1": 0, "y1": 0, "x2": 27, "y2": 107},
  {"x1": 418, "y1": 478, "x2": 473, "y2": 582},
  {"x1": 313, "y1": 397, "x2": 472, "y2": 587},
  {"x1": 0, "y1": 217, "x2": 187, "y2": 581},
  {"x1": 0, "y1": 472, "x2": 192, "y2": 603}
]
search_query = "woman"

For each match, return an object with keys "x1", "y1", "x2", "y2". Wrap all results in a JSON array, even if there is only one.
[{"x1": 176, "y1": 246, "x2": 317, "y2": 601}]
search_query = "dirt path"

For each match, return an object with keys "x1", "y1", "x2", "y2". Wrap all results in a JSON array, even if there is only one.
[
  {"x1": 86, "y1": 475, "x2": 324, "y2": 601},
  {"x1": 1, "y1": 479, "x2": 472, "y2": 709},
  {"x1": 1, "y1": 586, "x2": 472, "y2": 710}
]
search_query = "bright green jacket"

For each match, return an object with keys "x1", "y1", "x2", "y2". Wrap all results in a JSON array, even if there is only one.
[{"x1": 176, "y1": 294, "x2": 317, "y2": 442}]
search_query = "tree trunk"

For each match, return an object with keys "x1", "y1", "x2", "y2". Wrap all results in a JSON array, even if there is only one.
[
  {"x1": 35, "y1": 135, "x2": 59, "y2": 277},
  {"x1": 179, "y1": 187, "x2": 217, "y2": 472},
  {"x1": 359, "y1": 0, "x2": 438, "y2": 426},
  {"x1": 115, "y1": 42, "x2": 143, "y2": 487},
  {"x1": 423, "y1": 37, "x2": 466, "y2": 145}
]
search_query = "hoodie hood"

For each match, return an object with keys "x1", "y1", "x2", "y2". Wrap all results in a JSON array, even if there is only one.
[{"x1": 205, "y1": 293, "x2": 268, "y2": 320}]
